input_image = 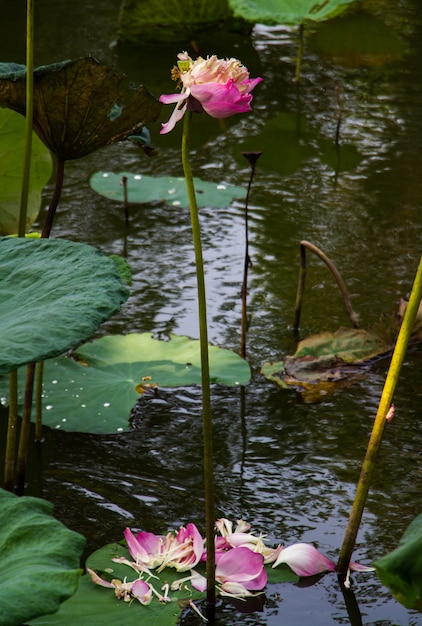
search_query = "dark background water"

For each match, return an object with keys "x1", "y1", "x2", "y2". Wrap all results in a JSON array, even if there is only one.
[{"x1": 1, "y1": 0, "x2": 422, "y2": 623}]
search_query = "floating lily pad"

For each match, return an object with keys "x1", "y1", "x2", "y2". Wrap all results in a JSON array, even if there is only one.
[
  {"x1": 0, "y1": 488, "x2": 85, "y2": 626},
  {"x1": 0, "y1": 108, "x2": 53, "y2": 235},
  {"x1": 29, "y1": 539, "x2": 298, "y2": 625},
  {"x1": 2, "y1": 333, "x2": 250, "y2": 433},
  {"x1": 228, "y1": 0, "x2": 357, "y2": 25},
  {"x1": 90, "y1": 172, "x2": 247, "y2": 209},
  {"x1": 0, "y1": 57, "x2": 162, "y2": 160},
  {"x1": 0, "y1": 237, "x2": 130, "y2": 375},
  {"x1": 374, "y1": 513, "x2": 422, "y2": 610},
  {"x1": 261, "y1": 326, "x2": 404, "y2": 400}
]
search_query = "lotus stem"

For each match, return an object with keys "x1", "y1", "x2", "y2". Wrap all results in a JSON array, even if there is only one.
[
  {"x1": 18, "y1": 0, "x2": 34, "y2": 237},
  {"x1": 293, "y1": 240, "x2": 359, "y2": 334},
  {"x1": 337, "y1": 255, "x2": 422, "y2": 576},
  {"x1": 16, "y1": 361, "x2": 36, "y2": 492},
  {"x1": 240, "y1": 152, "x2": 262, "y2": 359},
  {"x1": 4, "y1": 371, "x2": 19, "y2": 490},
  {"x1": 41, "y1": 157, "x2": 65, "y2": 238},
  {"x1": 295, "y1": 23, "x2": 304, "y2": 82},
  {"x1": 35, "y1": 361, "x2": 44, "y2": 442},
  {"x1": 181, "y1": 111, "x2": 216, "y2": 609}
]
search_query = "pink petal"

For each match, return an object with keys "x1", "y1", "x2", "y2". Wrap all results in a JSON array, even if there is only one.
[
  {"x1": 350, "y1": 561, "x2": 375, "y2": 572},
  {"x1": 159, "y1": 93, "x2": 186, "y2": 104},
  {"x1": 190, "y1": 81, "x2": 253, "y2": 118},
  {"x1": 272, "y1": 543, "x2": 336, "y2": 577},
  {"x1": 159, "y1": 93, "x2": 189, "y2": 134},
  {"x1": 190, "y1": 571, "x2": 207, "y2": 593},
  {"x1": 216, "y1": 546, "x2": 266, "y2": 586},
  {"x1": 131, "y1": 579, "x2": 152, "y2": 605}
]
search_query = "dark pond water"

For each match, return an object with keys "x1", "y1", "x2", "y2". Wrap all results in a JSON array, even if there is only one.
[{"x1": 1, "y1": 0, "x2": 422, "y2": 624}]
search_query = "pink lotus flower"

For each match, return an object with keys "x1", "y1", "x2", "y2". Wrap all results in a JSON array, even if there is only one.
[
  {"x1": 159, "y1": 52, "x2": 262, "y2": 133},
  {"x1": 124, "y1": 522, "x2": 203, "y2": 573}
]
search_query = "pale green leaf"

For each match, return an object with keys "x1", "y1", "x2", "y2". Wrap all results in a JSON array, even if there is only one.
[
  {"x1": 90, "y1": 172, "x2": 247, "y2": 209},
  {"x1": 0, "y1": 108, "x2": 52, "y2": 235}
]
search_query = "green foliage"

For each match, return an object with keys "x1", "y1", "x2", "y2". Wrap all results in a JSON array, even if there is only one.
[
  {"x1": 0, "y1": 237, "x2": 130, "y2": 375},
  {"x1": 228, "y1": 0, "x2": 357, "y2": 25},
  {"x1": 90, "y1": 172, "x2": 247, "y2": 209},
  {"x1": 0, "y1": 108, "x2": 52, "y2": 235},
  {"x1": 0, "y1": 333, "x2": 251, "y2": 433},
  {"x1": 374, "y1": 514, "x2": 422, "y2": 610},
  {"x1": 29, "y1": 541, "x2": 298, "y2": 625},
  {"x1": 0, "y1": 57, "x2": 162, "y2": 160},
  {"x1": 0, "y1": 488, "x2": 85, "y2": 626}
]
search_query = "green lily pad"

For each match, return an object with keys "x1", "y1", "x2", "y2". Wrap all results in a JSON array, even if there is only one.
[
  {"x1": 29, "y1": 538, "x2": 298, "y2": 625},
  {"x1": 228, "y1": 0, "x2": 357, "y2": 25},
  {"x1": 0, "y1": 57, "x2": 162, "y2": 160},
  {"x1": 0, "y1": 108, "x2": 53, "y2": 235},
  {"x1": 0, "y1": 237, "x2": 129, "y2": 375},
  {"x1": 2, "y1": 333, "x2": 250, "y2": 433},
  {"x1": 0, "y1": 488, "x2": 85, "y2": 626},
  {"x1": 374, "y1": 513, "x2": 422, "y2": 610},
  {"x1": 90, "y1": 172, "x2": 247, "y2": 209}
]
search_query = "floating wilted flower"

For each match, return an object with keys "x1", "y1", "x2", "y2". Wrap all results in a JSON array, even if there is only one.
[
  {"x1": 190, "y1": 546, "x2": 267, "y2": 597},
  {"x1": 86, "y1": 567, "x2": 152, "y2": 604},
  {"x1": 159, "y1": 52, "x2": 262, "y2": 133},
  {"x1": 214, "y1": 517, "x2": 282, "y2": 564},
  {"x1": 124, "y1": 523, "x2": 203, "y2": 573}
]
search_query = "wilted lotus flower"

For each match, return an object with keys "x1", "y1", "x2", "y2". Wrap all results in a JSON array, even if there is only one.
[
  {"x1": 159, "y1": 52, "x2": 262, "y2": 133},
  {"x1": 124, "y1": 522, "x2": 204, "y2": 573},
  {"x1": 188, "y1": 546, "x2": 267, "y2": 597}
]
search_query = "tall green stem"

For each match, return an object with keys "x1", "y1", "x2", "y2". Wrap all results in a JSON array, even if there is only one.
[
  {"x1": 4, "y1": 371, "x2": 19, "y2": 490},
  {"x1": 18, "y1": 0, "x2": 34, "y2": 236},
  {"x1": 181, "y1": 112, "x2": 216, "y2": 608},
  {"x1": 337, "y1": 256, "x2": 422, "y2": 575}
]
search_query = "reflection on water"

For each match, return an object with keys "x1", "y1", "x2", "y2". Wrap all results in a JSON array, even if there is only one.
[{"x1": 1, "y1": 0, "x2": 422, "y2": 623}]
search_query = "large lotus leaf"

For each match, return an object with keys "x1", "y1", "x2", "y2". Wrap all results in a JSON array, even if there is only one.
[
  {"x1": 374, "y1": 513, "x2": 422, "y2": 610},
  {"x1": 29, "y1": 541, "x2": 297, "y2": 625},
  {"x1": 0, "y1": 108, "x2": 53, "y2": 235},
  {"x1": 0, "y1": 488, "x2": 85, "y2": 626},
  {"x1": 90, "y1": 172, "x2": 247, "y2": 209},
  {"x1": 118, "y1": 0, "x2": 236, "y2": 44},
  {"x1": 0, "y1": 237, "x2": 130, "y2": 375},
  {"x1": 228, "y1": 0, "x2": 357, "y2": 25},
  {"x1": 2, "y1": 333, "x2": 251, "y2": 433},
  {"x1": 307, "y1": 13, "x2": 406, "y2": 67},
  {"x1": 0, "y1": 57, "x2": 162, "y2": 160}
]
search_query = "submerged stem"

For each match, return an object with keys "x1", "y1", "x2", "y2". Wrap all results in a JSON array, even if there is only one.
[
  {"x1": 337, "y1": 256, "x2": 422, "y2": 576},
  {"x1": 181, "y1": 112, "x2": 216, "y2": 608}
]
